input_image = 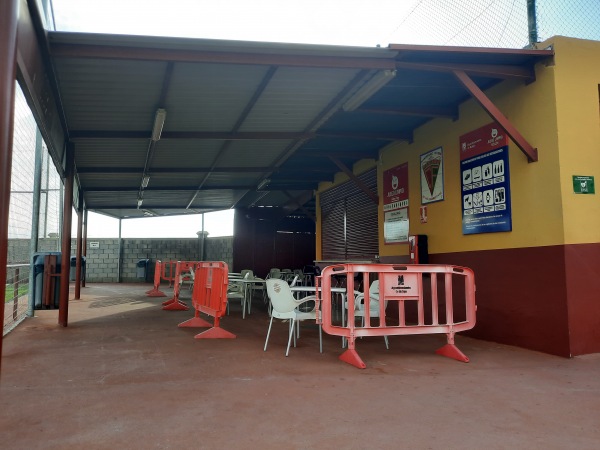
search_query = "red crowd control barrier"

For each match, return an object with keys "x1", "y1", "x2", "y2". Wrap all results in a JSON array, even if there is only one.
[
  {"x1": 146, "y1": 260, "x2": 167, "y2": 297},
  {"x1": 179, "y1": 261, "x2": 235, "y2": 339},
  {"x1": 162, "y1": 261, "x2": 200, "y2": 311},
  {"x1": 317, "y1": 264, "x2": 476, "y2": 369},
  {"x1": 161, "y1": 260, "x2": 177, "y2": 288}
]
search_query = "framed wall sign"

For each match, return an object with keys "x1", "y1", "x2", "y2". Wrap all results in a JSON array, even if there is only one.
[{"x1": 420, "y1": 147, "x2": 444, "y2": 204}]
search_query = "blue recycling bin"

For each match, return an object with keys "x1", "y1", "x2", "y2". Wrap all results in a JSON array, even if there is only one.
[
  {"x1": 70, "y1": 256, "x2": 86, "y2": 281},
  {"x1": 32, "y1": 252, "x2": 62, "y2": 309}
]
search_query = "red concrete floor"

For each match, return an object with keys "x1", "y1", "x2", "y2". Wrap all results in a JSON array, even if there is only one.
[{"x1": 1, "y1": 283, "x2": 599, "y2": 449}]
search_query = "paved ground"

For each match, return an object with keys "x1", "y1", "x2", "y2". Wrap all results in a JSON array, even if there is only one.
[{"x1": 1, "y1": 283, "x2": 599, "y2": 449}]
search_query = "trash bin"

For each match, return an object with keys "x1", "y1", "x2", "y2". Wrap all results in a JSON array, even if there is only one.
[
  {"x1": 69, "y1": 256, "x2": 86, "y2": 281},
  {"x1": 137, "y1": 259, "x2": 150, "y2": 280},
  {"x1": 32, "y1": 252, "x2": 62, "y2": 309}
]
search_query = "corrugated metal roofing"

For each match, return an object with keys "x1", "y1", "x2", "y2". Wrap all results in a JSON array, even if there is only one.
[{"x1": 45, "y1": 31, "x2": 553, "y2": 220}]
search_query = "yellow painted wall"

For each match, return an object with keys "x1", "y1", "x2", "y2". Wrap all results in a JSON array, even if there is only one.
[
  {"x1": 377, "y1": 59, "x2": 564, "y2": 257},
  {"x1": 315, "y1": 37, "x2": 600, "y2": 259},
  {"x1": 548, "y1": 37, "x2": 600, "y2": 245}
]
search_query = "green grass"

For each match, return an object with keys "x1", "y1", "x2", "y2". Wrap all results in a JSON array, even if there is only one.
[{"x1": 4, "y1": 285, "x2": 29, "y2": 303}]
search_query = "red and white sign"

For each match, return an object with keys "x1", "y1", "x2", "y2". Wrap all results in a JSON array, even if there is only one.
[
  {"x1": 383, "y1": 163, "x2": 409, "y2": 244},
  {"x1": 459, "y1": 122, "x2": 508, "y2": 161}
]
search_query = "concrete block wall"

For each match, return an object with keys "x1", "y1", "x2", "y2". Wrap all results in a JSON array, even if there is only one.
[
  {"x1": 205, "y1": 237, "x2": 233, "y2": 269},
  {"x1": 7, "y1": 236, "x2": 233, "y2": 283}
]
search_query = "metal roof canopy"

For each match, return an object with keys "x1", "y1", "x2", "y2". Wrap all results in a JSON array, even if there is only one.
[{"x1": 44, "y1": 31, "x2": 552, "y2": 220}]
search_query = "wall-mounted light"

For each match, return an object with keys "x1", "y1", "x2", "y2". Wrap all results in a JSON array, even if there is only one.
[
  {"x1": 257, "y1": 179, "x2": 271, "y2": 190},
  {"x1": 141, "y1": 175, "x2": 150, "y2": 188},
  {"x1": 151, "y1": 108, "x2": 167, "y2": 141},
  {"x1": 342, "y1": 70, "x2": 396, "y2": 112}
]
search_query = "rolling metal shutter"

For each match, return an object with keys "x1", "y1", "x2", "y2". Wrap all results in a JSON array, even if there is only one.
[{"x1": 320, "y1": 168, "x2": 378, "y2": 260}]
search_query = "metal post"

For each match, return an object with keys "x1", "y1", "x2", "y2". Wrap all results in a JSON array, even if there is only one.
[
  {"x1": 74, "y1": 194, "x2": 83, "y2": 299},
  {"x1": 527, "y1": 0, "x2": 538, "y2": 47},
  {"x1": 58, "y1": 142, "x2": 74, "y2": 327},
  {"x1": 12, "y1": 267, "x2": 19, "y2": 320},
  {"x1": 58, "y1": 167, "x2": 63, "y2": 251},
  {"x1": 82, "y1": 209, "x2": 87, "y2": 287},
  {"x1": 201, "y1": 213, "x2": 206, "y2": 260},
  {"x1": 43, "y1": 151, "x2": 49, "y2": 239},
  {"x1": 0, "y1": 0, "x2": 19, "y2": 373},
  {"x1": 28, "y1": 127, "x2": 43, "y2": 316},
  {"x1": 118, "y1": 218, "x2": 122, "y2": 283}
]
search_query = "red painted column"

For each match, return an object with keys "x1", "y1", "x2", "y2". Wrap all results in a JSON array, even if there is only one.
[
  {"x1": 0, "y1": 0, "x2": 19, "y2": 372},
  {"x1": 74, "y1": 196, "x2": 83, "y2": 299},
  {"x1": 58, "y1": 142, "x2": 74, "y2": 327},
  {"x1": 82, "y1": 209, "x2": 88, "y2": 287}
]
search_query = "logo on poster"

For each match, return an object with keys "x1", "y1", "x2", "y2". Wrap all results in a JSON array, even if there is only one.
[
  {"x1": 392, "y1": 175, "x2": 398, "y2": 190},
  {"x1": 488, "y1": 128, "x2": 504, "y2": 146}
]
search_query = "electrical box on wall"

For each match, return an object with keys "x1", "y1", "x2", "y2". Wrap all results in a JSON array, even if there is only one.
[{"x1": 408, "y1": 235, "x2": 428, "y2": 264}]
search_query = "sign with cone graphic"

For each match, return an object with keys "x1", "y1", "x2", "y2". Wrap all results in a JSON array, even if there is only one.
[{"x1": 420, "y1": 147, "x2": 444, "y2": 204}]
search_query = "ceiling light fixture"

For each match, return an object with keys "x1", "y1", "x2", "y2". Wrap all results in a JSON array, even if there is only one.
[
  {"x1": 151, "y1": 108, "x2": 167, "y2": 141},
  {"x1": 137, "y1": 198, "x2": 143, "y2": 209},
  {"x1": 257, "y1": 179, "x2": 271, "y2": 190},
  {"x1": 342, "y1": 69, "x2": 396, "y2": 112},
  {"x1": 141, "y1": 175, "x2": 150, "y2": 188}
]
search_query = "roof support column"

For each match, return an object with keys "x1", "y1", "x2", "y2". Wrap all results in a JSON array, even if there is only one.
[
  {"x1": 74, "y1": 194, "x2": 83, "y2": 299},
  {"x1": 453, "y1": 69, "x2": 538, "y2": 162},
  {"x1": 28, "y1": 126, "x2": 44, "y2": 316},
  {"x1": 58, "y1": 142, "x2": 75, "y2": 327},
  {"x1": 0, "y1": 0, "x2": 19, "y2": 372},
  {"x1": 82, "y1": 209, "x2": 88, "y2": 287}
]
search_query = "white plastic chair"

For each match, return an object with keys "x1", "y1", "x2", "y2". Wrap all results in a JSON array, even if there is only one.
[
  {"x1": 293, "y1": 269, "x2": 305, "y2": 285},
  {"x1": 345, "y1": 280, "x2": 389, "y2": 349},
  {"x1": 264, "y1": 279, "x2": 323, "y2": 356},
  {"x1": 227, "y1": 272, "x2": 250, "y2": 318}
]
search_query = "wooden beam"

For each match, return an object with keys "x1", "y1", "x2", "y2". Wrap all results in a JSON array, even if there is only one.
[
  {"x1": 329, "y1": 156, "x2": 379, "y2": 205},
  {"x1": 453, "y1": 69, "x2": 538, "y2": 162}
]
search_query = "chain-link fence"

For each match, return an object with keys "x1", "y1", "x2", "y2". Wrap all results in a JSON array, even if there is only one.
[
  {"x1": 383, "y1": 0, "x2": 599, "y2": 48},
  {"x1": 4, "y1": 83, "x2": 63, "y2": 335}
]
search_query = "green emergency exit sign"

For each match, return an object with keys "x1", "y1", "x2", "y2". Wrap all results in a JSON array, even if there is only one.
[{"x1": 573, "y1": 176, "x2": 595, "y2": 194}]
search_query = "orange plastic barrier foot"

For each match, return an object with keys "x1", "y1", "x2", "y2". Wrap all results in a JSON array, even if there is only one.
[
  {"x1": 194, "y1": 327, "x2": 236, "y2": 339},
  {"x1": 339, "y1": 349, "x2": 367, "y2": 369},
  {"x1": 162, "y1": 301, "x2": 189, "y2": 311},
  {"x1": 435, "y1": 344, "x2": 469, "y2": 363},
  {"x1": 162, "y1": 297, "x2": 176, "y2": 306},
  {"x1": 178, "y1": 316, "x2": 212, "y2": 328},
  {"x1": 146, "y1": 289, "x2": 167, "y2": 297}
]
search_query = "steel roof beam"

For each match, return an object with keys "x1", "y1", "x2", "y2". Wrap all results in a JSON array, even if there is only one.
[
  {"x1": 50, "y1": 43, "x2": 397, "y2": 70},
  {"x1": 357, "y1": 105, "x2": 458, "y2": 120},
  {"x1": 185, "y1": 66, "x2": 279, "y2": 209},
  {"x1": 70, "y1": 130, "x2": 315, "y2": 140},
  {"x1": 395, "y1": 61, "x2": 536, "y2": 81},
  {"x1": 453, "y1": 69, "x2": 538, "y2": 162},
  {"x1": 84, "y1": 184, "x2": 317, "y2": 192},
  {"x1": 329, "y1": 156, "x2": 379, "y2": 205},
  {"x1": 77, "y1": 166, "x2": 275, "y2": 174},
  {"x1": 280, "y1": 191, "x2": 316, "y2": 222}
]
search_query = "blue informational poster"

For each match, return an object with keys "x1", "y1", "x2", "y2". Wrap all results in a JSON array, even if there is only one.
[{"x1": 460, "y1": 145, "x2": 512, "y2": 234}]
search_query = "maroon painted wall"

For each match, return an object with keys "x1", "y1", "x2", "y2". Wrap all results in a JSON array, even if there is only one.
[
  {"x1": 564, "y1": 243, "x2": 600, "y2": 356},
  {"x1": 233, "y1": 209, "x2": 316, "y2": 279},
  {"x1": 380, "y1": 243, "x2": 600, "y2": 357},
  {"x1": 430, "y1": 246, "x2": 571, "y2": 357}
]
